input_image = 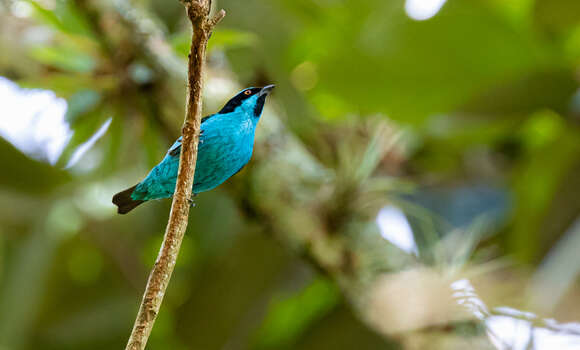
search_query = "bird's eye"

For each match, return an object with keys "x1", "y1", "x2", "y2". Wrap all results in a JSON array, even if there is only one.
[{"x1": 244, "y1": 90, "x2": 252, "y2": 96}]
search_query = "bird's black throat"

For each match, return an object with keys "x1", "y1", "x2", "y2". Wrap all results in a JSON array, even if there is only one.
[{"x1": 253, "y1": 94, "x2": 267, "y2": 117}]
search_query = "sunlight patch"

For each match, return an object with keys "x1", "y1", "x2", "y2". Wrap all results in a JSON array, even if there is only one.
[
  {"x1": 405, "y1": 0, "x2": 447, "y2": 21},
  {"x1": 0, "y1": 76, "x2": 71, "y2": 164},
  {"x1": 376, "y1": 206, "x2": 418, "y2": 255}
]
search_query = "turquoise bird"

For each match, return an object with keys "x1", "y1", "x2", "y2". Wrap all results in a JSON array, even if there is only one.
[{"x1": 113, "y1": 85, "x2": 274, "y2": 214}]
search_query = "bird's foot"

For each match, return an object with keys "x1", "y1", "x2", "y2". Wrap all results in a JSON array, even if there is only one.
[{"x1": 188, "y1": 195, "x2": 196, "y2": 208}]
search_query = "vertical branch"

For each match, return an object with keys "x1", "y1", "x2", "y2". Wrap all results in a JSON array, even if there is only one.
[{"x1": 125, "y1": 2, "x2": 225, "y2": 350}]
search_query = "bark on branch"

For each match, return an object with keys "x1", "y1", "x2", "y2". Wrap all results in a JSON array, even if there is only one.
[{"x1": 125, "y1": 2, "x2": 225, "y2": 349}]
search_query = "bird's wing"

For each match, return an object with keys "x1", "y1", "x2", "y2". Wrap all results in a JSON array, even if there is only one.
[
  {"x1": 167, "y1": 114, "x2": 212, "y2": 157},
  {"x1": 168, "y1": 136, "x2": 182, "y2": 156}
]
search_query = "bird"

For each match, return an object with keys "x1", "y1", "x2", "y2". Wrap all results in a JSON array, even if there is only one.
[{"x1": 112, "y1": 84, "x2": 275, "y2": 214}]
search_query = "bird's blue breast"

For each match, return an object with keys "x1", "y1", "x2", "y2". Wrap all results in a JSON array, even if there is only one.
[{"x1": 131, "y1": 111, "x2": 256, "y2": 201}]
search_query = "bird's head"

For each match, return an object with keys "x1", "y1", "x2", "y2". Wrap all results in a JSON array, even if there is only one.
[{"x1": 218, "y1": 85, "x2": 275, "y2": 119}]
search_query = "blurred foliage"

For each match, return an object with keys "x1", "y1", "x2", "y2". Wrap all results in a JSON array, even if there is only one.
[{"x1": 1, "y1": 0, "x2": 580, "y2": 349}]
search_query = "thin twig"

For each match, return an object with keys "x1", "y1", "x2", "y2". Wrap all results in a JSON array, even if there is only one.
[{"x1": 125, "y1": 1, "x2": 225, "y2": 349}]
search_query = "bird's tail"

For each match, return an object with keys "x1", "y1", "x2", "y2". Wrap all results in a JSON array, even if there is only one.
[{"x1": 112, "y1": 185, "x2": 145, "y2": 214}]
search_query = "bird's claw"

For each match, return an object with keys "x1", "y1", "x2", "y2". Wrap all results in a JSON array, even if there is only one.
[{"x1": 188, "y1": 196, "x2": 196, "y2": 207}]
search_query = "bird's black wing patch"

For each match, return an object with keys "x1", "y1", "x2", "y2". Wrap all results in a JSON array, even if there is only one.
[
  {"x1": 168, "y1": 136, "x2": 182, "y2": 156},
  {"x1": 169, "y1": 144, "x2": 181, "y2": 156},
  {"x1": 168, "y1": 130, "x2": 205, "y2": 157}
]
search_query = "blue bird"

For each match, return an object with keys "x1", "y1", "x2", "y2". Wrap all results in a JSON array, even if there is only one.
[{"x1": 113, "y1": 85, "x2": 274, "y2": 214}]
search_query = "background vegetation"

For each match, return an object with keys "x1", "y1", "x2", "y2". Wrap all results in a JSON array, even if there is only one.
[{"x1": 0, "y1": 0, "x2": 579, "y2": 349}]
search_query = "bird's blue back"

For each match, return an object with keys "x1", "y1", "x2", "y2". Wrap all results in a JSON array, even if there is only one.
[{"x1": 130, "y1": 91, "x2": 264, "y2": 201}]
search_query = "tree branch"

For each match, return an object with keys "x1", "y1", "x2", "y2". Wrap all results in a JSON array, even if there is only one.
[{"x1": 125, "y1": 1, "x2": 225, "y2": 349}]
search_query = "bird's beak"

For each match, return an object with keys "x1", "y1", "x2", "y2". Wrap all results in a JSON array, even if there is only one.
[{"x1": 259, "y1": 84, "x2": 275, "y2": 97}]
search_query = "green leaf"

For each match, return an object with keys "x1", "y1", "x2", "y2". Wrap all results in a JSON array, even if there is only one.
[
  {"x1": 24, "y1": 0, "x2": 94, "y2": 39},
  {"x1": 19, "y1": 73, "x2": 115, "y2": 96},
  {"x1": 170, "y1": 29, "x2": 257, "y2": 57},
  {"x1": 509, "y1": 126, "x2": 580, "y2": 262},
  {"x1": 65, "y1": 90, "x2": 102, "y2": 124},
  {"x1": 534, "y1": 0, "x2": 580, "y2": 35},
  {"x1": 169, "y1": 31, "x2": 191, "y2": 58},
  {"x1": 253, "y1": 278, "x2": 340, "y2": 349},
  {"x1": 25, "y1": 0, "x2": 67, "y2": 32},
  {"x1": 279, "y1": 0, "x2": 559, "y2": 122},
  {"x1": 0, "y1": 138, "x2": 71, "y2": 194},
  {"x1": 29, "y1": 46, "x2": 96, "y2": 73},
  {"x1": 208, "y1": 29, "x2": 258, "y2": 52}
]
